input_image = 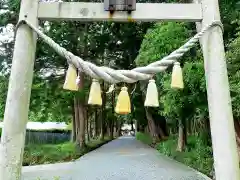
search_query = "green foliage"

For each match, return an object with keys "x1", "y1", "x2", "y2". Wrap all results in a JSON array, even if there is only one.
[
  {"x1": 1, "y1": 1, "x2": 240, "y2": 177},
  {"x1": 137, "y1": 132, "x2": 213, "y2": 177},
  {"x1": 135, "y1": 22, "x2": 191, "y2": 66},
  {"x1": 23, "y1": 137, "x2": 111, "y2": 166},
  {"x1": 135, "y1": 21, "x2": 208, "y2": 131},
  {"x1": 23, "y1": 142, "x2": 79, "y2": 166},
  {"x1": 29, "y1": 76, "x2": 76, "y2": 122},
  {"x1": 156, "y1": 135, "x2": 213, "y2": 177},
  {"x1": 226, "y1": 32, "x2": 240, "y2": 118},
  {"x1": 134, "y1": 4, "x2": 240, "y2": 177},
  {"x1": 136, "y1": 132, "x2": 152, "y2": 145},
  {"x1": 131, "y1": 83, "x2": 148, "y2": 128},
  {"x1": 161, "y1": 60, "x2": 208, "y2": 125},
  {"x1": 0, "y1": 75, "x2": 8, "y2": 117},
  {"x1": 0, "y1": 1, "x2": 151, "y2": 123}
]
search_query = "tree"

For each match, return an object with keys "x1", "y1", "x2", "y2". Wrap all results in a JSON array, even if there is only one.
[
  {"x1": 225, "y1": 29, "x2": 240, "y2": 157},
  {"x1": 135, "y1": 22, "x2": 195, "y2": 146},
  {"x1": 0, "y1": 76, "x2": 8, "y2": 118}
]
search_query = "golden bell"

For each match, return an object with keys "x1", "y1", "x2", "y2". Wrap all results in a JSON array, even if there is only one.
[
  {"x1": 88, "y1": 79, "x2": 102, "y2": 106},
  {"x1": 115, "y1": 86, "x2": 131, "y2": 115},
  {"x1": 144, "y1": 79, "x2": 159, "y2": 107},
  {"x1": 63, "y1": 64, "x2": 79, "y2": 91},
  {"x1": 171, "y1": 62, "x2": 184, "y2": 89}
]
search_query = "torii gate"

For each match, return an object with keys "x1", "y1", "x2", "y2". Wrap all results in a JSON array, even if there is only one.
[{"x1": 0, "y1": 0, "x2": 239, "y2": 180}]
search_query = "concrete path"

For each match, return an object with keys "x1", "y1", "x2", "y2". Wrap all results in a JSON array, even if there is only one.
[{"x1": 22, "y1": 136, "x2": 211, "y2": 180}]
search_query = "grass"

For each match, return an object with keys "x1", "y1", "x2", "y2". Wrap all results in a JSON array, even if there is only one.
[
  {"x1": 135, "y1": 131, "x2": 153, "y2": 145},
  {"x1": 136, "y1": 132, "x2": 213, "y2": 177},
  {"x1": 23, "y1": 137, "x2": 112, "y2": 166}
]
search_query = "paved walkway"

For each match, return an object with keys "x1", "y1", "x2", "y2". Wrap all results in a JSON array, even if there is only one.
[{"x1": 22, "y1": 136, "x2": 211, "y2": 180}]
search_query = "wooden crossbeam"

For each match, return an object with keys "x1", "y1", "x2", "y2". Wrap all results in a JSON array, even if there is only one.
[{"x1": 37, "y1": 2, "x2": 202, "y2": 22}]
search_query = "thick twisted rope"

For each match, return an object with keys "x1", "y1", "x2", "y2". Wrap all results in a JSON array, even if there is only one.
[{"x1": 16, "y1": 19, "x2": 223, "y2": 83}]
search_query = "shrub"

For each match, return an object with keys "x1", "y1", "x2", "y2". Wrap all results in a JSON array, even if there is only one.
[
  {"x1": 23, "y1": 137, "x2": 111, "y2": 166},
  {"x1": 156, "y1": 135, "x2": 213, "y2": 176},
  {"x1": 136, "y1": 132, "x2": 153, "y2": 145},
  {"x1": 137, "y1": 132, "x2": 213, "y2": 177}
]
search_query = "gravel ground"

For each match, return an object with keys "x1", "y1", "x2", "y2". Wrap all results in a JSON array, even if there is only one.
[{"x1": 22, "y1": 136, "x2": 211, "y2": 180}]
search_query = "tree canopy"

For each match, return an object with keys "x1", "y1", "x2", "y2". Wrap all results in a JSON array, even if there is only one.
[{"x1": 1, "y1": 1, "x2": 240, "y2": 176}]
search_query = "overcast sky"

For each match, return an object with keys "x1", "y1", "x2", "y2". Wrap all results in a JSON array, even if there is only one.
[
  {"x1": 0, "y1": 0, "x2": 62, "y2": 52},
  {"x1": 0, "y1": 7, "x2": 14, "y2": 56},
  {"x1": 0, "y1": 1, "x2": 61, "y2": 77}
]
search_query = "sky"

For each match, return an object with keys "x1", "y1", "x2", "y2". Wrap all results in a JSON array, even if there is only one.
[
  {"x1": 0, "y1": 5, "x2": 14, "y2": 75},
  {"x1": 0, "y1": 1, "x2": 62, "y2": 77},
  {"x1": 0, "y1": 7, "x2": 14, "y2": 55},
  {"x1": 0, "y1": 0, "x2": 110, "y2": 77},
  {"x1": 0, "y1": 0, "x2": 62, "y2": 54}
]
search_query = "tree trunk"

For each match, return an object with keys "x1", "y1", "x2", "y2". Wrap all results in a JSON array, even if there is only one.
[
  {"x1": 177, "y1": 124, "x2": 185, "y2": 152},
  {"x1": 77, "y1": 73, "x2": 86, "y2": 148},
  {"x1": 155, "y1": 123, "x2": 166, "y2": 140},
  {"x1": 74, "y1": 96, "x2": 80, "y2": 145},
  {"x1": 89, "y1": 115, "x2": 93, "y2": 139},
  {"x1": 187, "y1": 117, "x2": 192, "y2": 135},
  {"x1": 115, "y1": 121, "x2": 122, "y2": 137},
  {"x1": 108, "y1": 121, "x2": 112, "y2": 139},
  {"x1": 114, "y1": 121, "x2": 118, "y2": 137},
  {"x1": 94, "y1": 109, "x2": 98, "y2": 138},
  {"x1": 78, "y1": 101, "x2": 86, "y2": 148},
  {"x1": 234, "y1": 120, "x2": 240, "y2": 159},
  {"x1": 131, "y1": 120, "x2": 134, "y2": 131},
  {"x1": 139, "y1": 83, "x2": 162, "y2": 142},
  {"x1": 86, "y1": 108, "x2": 90, "y2": 142},
  {"x1": 236, "y1": 134, "x2": 240, "y2": 160},
  {"x1": 177, "y1": 119, "x2": 187, "y2": 152},
  {"x1": 135, "y1": 120, "x2": 138, "y2": 134},
  {"x1": 118, "y1": 122, "x2": 122, "y2": 137},
  {"x1": 100, "y1": 82, "x2": 106, "y2": 140},
  {"x1": 71, "y1": 100, "x2": 76, "y2": 142},
  {"x1": 109, "y1": 91, "x2": 115, "y2": 139},
  {"x1": 145, "y1": 108, "x2": 160, "y2": 143}
]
